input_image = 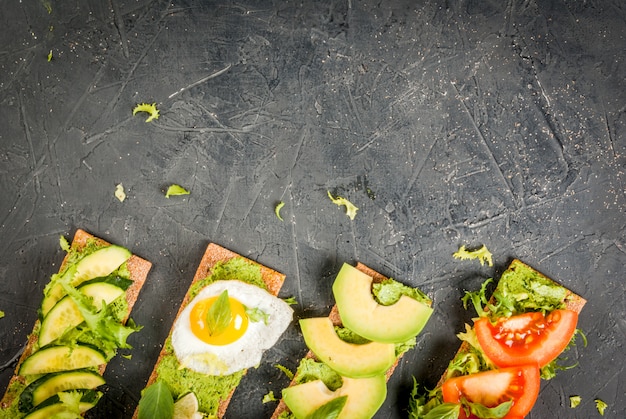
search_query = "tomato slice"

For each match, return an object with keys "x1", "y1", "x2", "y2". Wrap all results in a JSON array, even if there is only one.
[
  {"x1": 442, "y1": 364, "x2": 540, "y2": 419},
  {"x1": 474, "y1": 309, "x2": 578, "y2": 368}
]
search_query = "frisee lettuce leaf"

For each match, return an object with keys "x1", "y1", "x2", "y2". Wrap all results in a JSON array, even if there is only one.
[
  {"x1": 445, "y1": 324, "x2": 495, "y2": 380},
  {"x1": 138, "y1": 381, "x2": 174, "y2": 419},
  {"x1": 275, "y1": 364, "x2": 294, "y2": 380},
  {"x1": 327, "y1": 191, "x2": 358, "y2": 220},
  {"x1": 132, "y1": 102, "x2": 160, "y2": 122},
  {"x1": 262, "y1": 391, "x2": 277, "y2": 403},
  {"x1": 59, "y1": 235, "x2": 71, "y2": 252},
  {"x1": 60, "y1": 282, "x2": 141, "y2": 352},
  {"x1": 408, "y1": 378, "x2": 444, "y2": 419},
  {"x1": 453, "y1": 245, "x2": 493, "y2": 267}
]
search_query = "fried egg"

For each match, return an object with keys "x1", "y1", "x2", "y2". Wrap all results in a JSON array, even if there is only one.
[{"x1": 171, "y1": 280, "x2": 293, "y2": 375}]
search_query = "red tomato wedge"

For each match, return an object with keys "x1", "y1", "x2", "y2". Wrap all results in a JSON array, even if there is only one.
[
  {"x1": 474, "y1": 309, "x2": 578, "y2": 368},
  {"x1": 442, "y1": 364, "x2": 540, "y2": 419}
]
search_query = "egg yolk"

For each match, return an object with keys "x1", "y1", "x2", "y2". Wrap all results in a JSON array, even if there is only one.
[{"x1": 189, "y1": 295, "x2": 249, "y2": 345}]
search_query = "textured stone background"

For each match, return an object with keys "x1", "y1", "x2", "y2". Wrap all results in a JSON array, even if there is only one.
[{"x1": 1, "y1": 1, "x2": 624, "y2": 417}]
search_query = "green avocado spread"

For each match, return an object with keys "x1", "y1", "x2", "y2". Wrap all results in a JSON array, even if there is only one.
[{"x1": 155, "y1": 257, "x2": 264, "y2": 416}]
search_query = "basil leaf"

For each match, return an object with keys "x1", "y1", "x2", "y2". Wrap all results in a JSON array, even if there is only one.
[
  {"x1": 423, "y1": 402, "x2": 461, "y2": 419},
  {"x1": 463, "y1": 398, "x2": 512, "y2": 419},
  {"x1": 138, "y1": 381, "x2": 174, "y2": 419},
  {"x1": 306, "y1": 395, "x2": 348, "y2": 419},
  {"x1": 207, "y1": 290, "x2": 232, "y2": 336}
]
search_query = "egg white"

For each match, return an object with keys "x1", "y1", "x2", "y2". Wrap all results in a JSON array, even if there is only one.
[{"x1": 171, "y1": 280, "x2": 293, "y2": 375}]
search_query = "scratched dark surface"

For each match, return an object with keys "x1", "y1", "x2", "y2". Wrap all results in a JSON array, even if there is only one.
[{"x1": 1, "y1": 0, "x2": 624, "y2": 418}]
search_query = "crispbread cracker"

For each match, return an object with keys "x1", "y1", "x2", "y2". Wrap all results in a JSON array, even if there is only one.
[
  {"x1": 133, "y1": 243, "x2": 286, "y2": 419},
  {"x1": 271, "y1": 262, "x2": 429, "y2": 418},
  {"x1": 436, "y1": 258, "x2": 586, "y2": 388},
  {"x1": 0, "y1": 229, "x2": 152, "y2": 410}
]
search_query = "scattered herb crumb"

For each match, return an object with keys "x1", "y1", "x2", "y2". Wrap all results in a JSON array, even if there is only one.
[
  {"x1": 59, "y1": 235, "x2": 70, "y2": 252},
  {"x1": 327, "y1": 191, "x2": 358, "y2": 220},
  {"x1": 275, "y1": 201, "x2": 285, "y2": 221},
  {"x1": 569, "y1": 395, "x2": 581, "y2": 408},
  {"x1": 262, "y1": 391, "x2": 276, "y2": 403},
  {"x1": 115, "y1": 183, "x2": 126, "y2": 202},
  {"x1": 283, "y1": 296, "x2": 297, "y2": 306},
  {"x1": 595, "y1": 398, "x2": 607, "y2": 415},
  {"x1": 47, "y1": 50, "x2": 53, "y2": 62},
  {"x1": 132, "y1": 102, "x2": 160, "y2": 122},
  {"x1": 122, "y1": 354, "x2": 132, "y2": 360},
  {"x1": 165, "y1": 184, "x2": 190, "y2": 198},
  {"x1": 0, "y1": 311, "x2": 4, "y2": 319},
  {"x1": 274, "y1": 364, "x2": 294, "y2": 380},
  {"x1": 453, "y1": 244, "x2": 493, "y2": 267}
]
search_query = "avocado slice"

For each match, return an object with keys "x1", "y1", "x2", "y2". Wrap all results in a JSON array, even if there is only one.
[
  {"x1": 333, "y1": 263, "x2": 433, "y2": 343},
  {"x1": 282, "y1": 374, "x2": 386, "y2": 419},
  {"x1": 300, "y1": 317, "x2": 395, "y2": 378}
]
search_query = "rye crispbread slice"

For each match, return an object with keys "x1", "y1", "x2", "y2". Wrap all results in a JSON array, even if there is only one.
[
  {"x1": 0, "y1": 229, "x2": 152, "y2": 410},
  {"x1": 271, "y1": 262, "x2": 431, "y2": 418},
  {"x1": 133, "y1": 243, "x2": 286, "y2": 419}
]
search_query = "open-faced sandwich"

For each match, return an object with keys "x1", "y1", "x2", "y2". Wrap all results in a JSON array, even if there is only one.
[
  {"x1": 272, "y1": 262, "x2": 433, "y2": 419},
  {"x1": 134, "y1": 243, "x2": 293, "y2": 419},
  {"x1": 0, "y1": 229, "x2": 152, "y2": 418},
  {"x1": 409, "y1": 259, "x2": 586, "y2": 419}
]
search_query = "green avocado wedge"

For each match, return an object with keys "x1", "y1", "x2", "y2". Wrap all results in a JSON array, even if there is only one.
[
  {"x1": 282, "y1": 374, "x2": 386, "y2": 419},
  {"x1": 299, "y1": 317, "x2": 396, "y2": 378},
  {"x1": 333, "y1": 263, "x2": 433, "y2": 343}
]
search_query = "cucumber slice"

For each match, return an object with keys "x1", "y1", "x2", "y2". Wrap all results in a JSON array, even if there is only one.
[
  {"x1": 39, "y1": 282, "x2": 125, "y2": 346},
  {"x1": 41, "y1": 245, "x2": 131, "y2": 316},
  {"x1": 23, "y1": 390, "x2": 101, "y2": 419},
  {"x1": 19, "y1": 370, "x2": 105, "y2": 412},
  {"x1": 80, "y1": 274, "x2": 133, "y2": 291},
  {"x1": 19, "y1": 344, "x2": 106, "y2": 375}
]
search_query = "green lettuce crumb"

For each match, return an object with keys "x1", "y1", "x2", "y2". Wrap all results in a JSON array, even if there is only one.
[
  {"x1": 262, "y1": 391, "x2": 277, "y2": 403},
  {"x1": 595, "y1": 398, "x2": 607, "y2": 415},
  {"x1": 327, "y1": 191, "x2": 358, "y2": 220},
  {"x1": 165, "y1": 184, "x2": 190, "y2": 198},
  {"x1": 453, "y1": 244, "x2": 493, "y2": 266},
  {"x1": 569, "y1": 395, "x2": 581, "y2": 408},
  {"x1": 275, "y1": 201, "x2": 285, "y2": 221}
]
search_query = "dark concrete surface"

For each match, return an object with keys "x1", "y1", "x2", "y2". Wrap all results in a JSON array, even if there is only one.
[{"x1": 1, "y1": 0, "x2": 624, "y2": 418}]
